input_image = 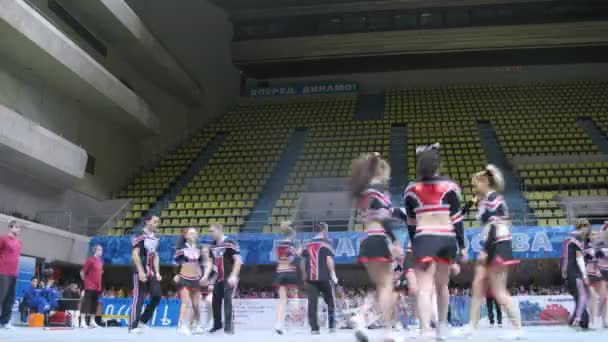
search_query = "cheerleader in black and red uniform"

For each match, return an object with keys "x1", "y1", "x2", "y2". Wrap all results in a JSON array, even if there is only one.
[
  {"x1": 590, "y1": 225, "x2": 608, "y2": 328},
  {"x1": 459, "y1": 165, "x2": 523, "y2": 339},
  {"x1": 274, "y1": 221, "x2": 299, "y2": 335},
  {"x1": 174, "y1": 228, "x2": 211, "y2": 335},
  {"x1": 403, "y1": 143, "x2": 466, "y2": 340},
  {"x1": 349, "y1": 152, "x2": 404, "y2": 342}
]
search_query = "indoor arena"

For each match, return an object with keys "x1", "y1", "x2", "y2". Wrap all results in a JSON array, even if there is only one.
[{"x1": 0, "y1": 0, "x2": 608, "y2": 342}]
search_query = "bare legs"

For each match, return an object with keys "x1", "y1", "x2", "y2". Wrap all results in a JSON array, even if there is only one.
[
  {"x1": 190, "y1": 289, "x2": 202, "y2": 331},
  {"x1": 365, "y1": 262, "x2": 396, "y2": 340},
  {"x1": 178, "y1": 287, "x2": 192, "y2": 334},
  {"x1": 468, "y1": 264, "x2": 488, "y2": 330},
  {"x1": 591, "y1": 281, "x2": 608, "y2": 327},
  {"x1": 415, "y1": 261, "x2": 450, "y2": 337},
  {"x1": 488, "y1": 266, "x2": 521, "y2": 330},
  {"x1": 275, "y1": 285, "x2": 287, "y2": 333},
  {"x1": 177, "y1": 288, "x2": 202, "y2": 334}
]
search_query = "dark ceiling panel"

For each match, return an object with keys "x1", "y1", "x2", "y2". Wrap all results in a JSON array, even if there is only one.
[{"x1": 237, "y1": 45, "x2": 608, "y2": 78}]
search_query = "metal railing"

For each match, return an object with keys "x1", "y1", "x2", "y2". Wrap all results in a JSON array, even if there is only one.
[
  {"x1": 33, "y1": 198, "x2": 608, "y2": 237},
  {"x1": 35, "y1": 211, "x2": 112, "y2": 236}
]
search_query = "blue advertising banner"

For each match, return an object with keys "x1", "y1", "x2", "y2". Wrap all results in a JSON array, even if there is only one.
[
  {"x1": 101, "y1": 295, "x2": 573, "y2": 328},
  {"x1": 246, "y1": 82, "x2": 358, "y2": 97},
  {"x1": 91, "y1": 226, "x2": 574, "y2": 266},
  {"x1": 102, "y1": 298, "x2": 179, "y2": 327}
]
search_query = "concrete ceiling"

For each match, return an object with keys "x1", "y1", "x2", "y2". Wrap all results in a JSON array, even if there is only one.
[
  {"x1": 125, "y1": 0, "x2": 238, "y2": 113},
  {"x1": 211, "y1": 0, "x2": 547, "y2": 19},
  {"x1": 0, "y1": 1, "x2": 159, "y2": 135},
  {"x1": 57, "y1": 0, "x2": 203, "y2": 107}
]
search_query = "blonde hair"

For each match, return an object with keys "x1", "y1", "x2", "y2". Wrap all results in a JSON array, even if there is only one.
[
  {"x1": 474, "y1": 164, "x2": 505, "y2": 192},
  {"x1": 349, "y1": 152, "x2": 390, "y2": 196}
]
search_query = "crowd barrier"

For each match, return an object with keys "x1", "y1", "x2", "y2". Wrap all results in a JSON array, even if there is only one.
[
  {"x1": 91, "y1": 226, "x2": 575, "y2": 266},
  {"x1": 100, "y1": 295, "x2": 576, "y2": 328}
]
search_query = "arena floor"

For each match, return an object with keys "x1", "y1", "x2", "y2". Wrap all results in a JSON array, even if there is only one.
[{"x1": 1, "y1": 326, "x2": 604, "y2": 342}]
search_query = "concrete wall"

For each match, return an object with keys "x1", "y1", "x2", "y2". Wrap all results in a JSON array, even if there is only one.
[
  {"x1": 0, "y1": 58, "x2": 139, "y2": 198},
  {"x1": 0, "y1": 214, "x2": 90, "y2": 265},
  {"x1": 0, "y1": 0, "x2": 239, "y2": 200},
  {"x1": 0, "y1": 166, "x2": 129, "y2": 232},
  {"x1": 251, "y1": 63, "x2": 608, "y2": 94}
]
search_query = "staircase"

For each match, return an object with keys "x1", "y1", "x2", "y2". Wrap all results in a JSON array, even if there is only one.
[
  {"x1": 389, "y1": 124, "x2": 408, "y2": 205},
  {"x1": 578, "y1": 117, "x2": 608, "y2": 154},
  {"x1": 132, "y1": 133, "x2": 226, "y2": 231},
  {"x1": 477, "y1": 121, "x2": 533, "y2": 224},
  {"x1": 354, "y1": 93, "x2": 385, "y2": 121},
  {"x1": 243, "y1": 128, "x2": 308, "y2": 232}
]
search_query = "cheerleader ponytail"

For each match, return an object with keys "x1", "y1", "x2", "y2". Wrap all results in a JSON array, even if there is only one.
[
  {"x1": 350, "y1": 152, "x2": 383, "y2": 197},
  {"x1": 485, "y1": 164, "x2": 505, "y2": 192}
]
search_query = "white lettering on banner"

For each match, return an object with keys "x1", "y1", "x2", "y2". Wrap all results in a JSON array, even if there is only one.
[
  {"x1": 531, "y1": 231, "x2": 552, "y2": 252},
  {"x1": 248, "y1": 82, "x2": 358, "y2": 97},
  {"x1": 512, "y1": 233, "x2": 530, "y2": 252},
  {"x1": 159, "y1": 305, "x2": 172, "y2": 326},
  {"x1": 336, "y1": 237, "x2": 356, "y2": 257}
]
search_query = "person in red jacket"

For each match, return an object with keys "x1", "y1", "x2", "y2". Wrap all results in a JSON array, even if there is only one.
[
  {"x1": 80, "y1": 245, "x2": 104, "y2": 328},
  {"x1": 0, "y1": 220, "x2": 22, "y2": 330}
]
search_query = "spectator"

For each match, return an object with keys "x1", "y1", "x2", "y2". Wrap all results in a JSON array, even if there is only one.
[
  {"x1": 61, "y1": 283, "x2": 81, "y2": 328},
  {"x1": 42, "y1": 279, "x2": 60, "y2": 312},
  {"x1": 0, "y1": 220, "x2": 22, "y2": 329},
  {"x1": 80, "y1": 245, "x2": 104, "y2": 329},
  {"x1": 20, "y1": 277, "x2": 40, "y2": 321}
]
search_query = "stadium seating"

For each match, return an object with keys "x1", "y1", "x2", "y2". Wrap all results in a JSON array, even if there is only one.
[
  {"x1": 268, "y1": 120, "x2": 389, "y2": 232},
  {"x1": 111, "y1": 131, "x2": 216, "y2": 235},
  {"x1": 385, "y1": 87, "x2": 487, "y2": 228},
  {"x1": 163, "y1": 96, "x2": 357, "y2": 235},
  {"x1": 109, "y1": 80, "x2": 608, "y2": 235}
]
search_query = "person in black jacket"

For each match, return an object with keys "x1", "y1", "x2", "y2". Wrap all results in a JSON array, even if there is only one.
[
  {"x1": 301, "y1": 233, "x2": 337, "y2": 335},
  {"x1": 562, "y1": 219, "x2": 592, "y2": 330},
  {"x1": 208, "y1": 223, "x2": 241, "y2": 335}
]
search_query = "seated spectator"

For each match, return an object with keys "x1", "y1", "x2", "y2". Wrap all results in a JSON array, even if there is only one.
[
  {"x1": 20, "y1": 277, "x2": 40, "y2": 321},
  {"x1": 42, "y1": 279, "x2": 60, "y2": 312},
  {"x1": 61, "y1": 283, "x2": 81, "y2": 327}
]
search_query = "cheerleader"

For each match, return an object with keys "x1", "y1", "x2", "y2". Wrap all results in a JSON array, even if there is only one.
[
  {"x1": 349, "y1": 152, "x2": 404, "y2": 342},
  {"x1": 591, "y1": 226, "x2": 608, "y2": 328},
  {"x1": 173, "y1": 228, "x2": 211, "y2": 335},
  {"x1": 562, "y1": 219, "x2": 592, "y2": 330},
  {"x1": 274, "y1": 221, "x2": 299, "y2": 335},
  {"x1": 461, "y1": 165, "x2": 523, "y2": 339},
  {"x1": 403, "y1": 143, "x2": 466, "y2": 340}
]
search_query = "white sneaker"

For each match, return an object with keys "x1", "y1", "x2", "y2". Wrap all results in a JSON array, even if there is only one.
[
  {"x1": 452, "y1": 324, "x2": 475, "y2": 338},
  {"x1": 0, "y1": 323, "x2": 15, "y2": 330},
  {"x1": 177, "y1": 326, "x2": 191, "y2": 336},
  {"x1": 436, "y1": 322, "x2": 448, "y2": 341},
  {"x1": 80, "y1": 322, "x2": 89, "y2": 329},
  {"x1": 499, "y1": 330, "x2": 525, "y2": 340},
  {"x1": 192, "y1": 325, "x2": 204, "y2": 335},
  {"x1": 90, "y1": 321, "x2": 99, "y2": 329},
  {"x1": 416, "y1": 330, "x2": 435, "y2": 341},
  {"x1": 274, "y1": 322, "x2": 284, "y2": 335},
  {"x1": 129, "y1": 327, "x2": 143, "y2": 334}
]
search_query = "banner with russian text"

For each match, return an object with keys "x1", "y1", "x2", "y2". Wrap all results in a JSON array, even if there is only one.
[
  {"x1": 91, "y1": 226, "x2": 574, "y2": 266},
  {"x1": 246, "y1": 82, "x2": 358, "y2": 97}
]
